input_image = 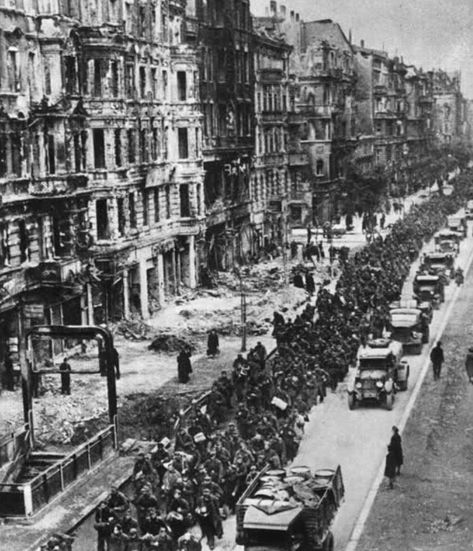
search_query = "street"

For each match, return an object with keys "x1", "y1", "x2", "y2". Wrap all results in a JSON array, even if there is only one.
[{"x1": 208, "y1": 210, "x2": 473, "y2": 551}]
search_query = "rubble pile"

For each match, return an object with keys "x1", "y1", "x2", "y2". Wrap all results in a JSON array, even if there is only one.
[
  {"x1": 148, "y1": 333, "x2": 198, "y2": 354},
  {"x1": 115, "y1": 318, "x2": 152, "y2": 341},
  {"x1": 33, "y1": 376, "x2": 108, "y2": 445}
]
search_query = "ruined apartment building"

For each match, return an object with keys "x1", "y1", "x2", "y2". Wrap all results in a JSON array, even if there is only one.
[
  {"x1": 0, "y1": 0, "x2": 204, "y2": 380},
  {"x1": 253, "y1": 10, "x2": 313, "y2": 234},
  {"x1": 195, "y1": 0, "x2": 255, "y2": 270}
]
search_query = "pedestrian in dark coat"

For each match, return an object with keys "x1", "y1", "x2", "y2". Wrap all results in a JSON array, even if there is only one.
[
  {"x1": 384, "y1": 444, "x2": 397, "y2": 489},
  {"x1": 59, "y1": 357, "x2": 71, "y2": 395},
  {"x1": 305, "y1": 272, "x2": 316, "y2": 295},
  {"x1": 390, "y1": 426, "x2": 403, "y2": 475},
  {"x1": 293, "y1": 272, "x2": 304, "y2": 289},
  {"x1": 207, "y1": 330, "x2": 220, "y2": 357},
  {"x1": 178, "y1": 349, "x2": 193, "y2": 383},
  {"x1": 465, "y1": 347, "x2": 473, "y2": 384},
  {"x1": 4, "y1": 355, "x2": 15, "y2": 391},
  {"x1": 430, "y1": 341, "x2": 444, "y2": 380}
]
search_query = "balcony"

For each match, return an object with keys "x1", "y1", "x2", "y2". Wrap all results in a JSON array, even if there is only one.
[
  {"x1": 419, "y1": 95, "x2": 434, "y2": 104},
  {"x1": 28, "y1": 175, "x2": 88, "y2": 197},
  {"x1": 262, "y1": 153, "x2": 287, "y2": 168},
  {"x1": 374, "y1": 84, "x2": 388, "y2": 95},
  {"x1": 289, "y1": 152, "x2": 309, "y2": 166}
]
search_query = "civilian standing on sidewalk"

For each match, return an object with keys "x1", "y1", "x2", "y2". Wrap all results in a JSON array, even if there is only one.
[
  {"x1": 465, "y1": 347, "x2": 473, "y2": 384},
  {"x1": 384, "y1": 444, "x2": 397, "y2": 489},
  {"x1": 430, "y1": 341, "x2": 444, "y2": 380},
  {"x1": 390, "y1": 426, "x2": 403, "y2": 475}
]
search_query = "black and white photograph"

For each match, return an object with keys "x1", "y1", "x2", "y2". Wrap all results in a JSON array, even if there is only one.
[{"x1": 0, "y1": 0, "x2": 473, "y2": 549}]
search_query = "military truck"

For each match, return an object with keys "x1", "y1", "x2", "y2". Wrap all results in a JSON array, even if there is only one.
[
  {"x1": 434, "y1": 230, "x2": 462, "y2": 254},
  {"x1": 347, "y1": 339, "x2": 409, "y2": 410},
  {"x1": 447, "y1": 212, "x2": 467, "y2": 237},
  {"x1": 413, "y1": 273, "x2": 445, "y2": 308},
  {"x1": 236, "y1": 465, "x2": 344, "y2": 551},
  {"x1": 390, "y1": 297, "x2": 433, "y2": 323},
  {"x1": 422, "y1": 252, "x2": 454, "y2": 281},
  {"x1": 389, "y1": 308, "x2": 429, "y2": 355}
]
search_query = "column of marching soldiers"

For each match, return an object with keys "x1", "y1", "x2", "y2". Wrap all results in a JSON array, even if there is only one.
[{"x1": 42, "y1": 173, "x2": 472, "y2": 551}]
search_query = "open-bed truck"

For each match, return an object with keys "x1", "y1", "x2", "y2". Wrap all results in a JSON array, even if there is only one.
[{"x1": 236, "y1": 465, "x2": 344, "y2": 551}]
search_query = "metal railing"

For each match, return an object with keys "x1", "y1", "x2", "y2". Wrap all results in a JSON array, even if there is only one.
[{"x1": 0, "y1": 423, "x2": 117, "y2": 517}]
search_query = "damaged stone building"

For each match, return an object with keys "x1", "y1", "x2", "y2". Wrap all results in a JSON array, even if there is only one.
[
  {"x1": 0, "y1": 0, "x2": 205, "y2": 383},
  {"x1": 194, "y1": 0, "x2": 255, "y2": 270}
]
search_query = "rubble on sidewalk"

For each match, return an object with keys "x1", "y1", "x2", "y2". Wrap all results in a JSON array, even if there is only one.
[
  {"x1": 114, "y1": 318, "x2": 152, "y2": 341},
  {"x1": 148, "y1": 333, "x2": 198, "y2": 354}
]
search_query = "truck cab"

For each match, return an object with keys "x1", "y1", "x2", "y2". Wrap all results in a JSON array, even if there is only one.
[
  {"x1": 388, "y1": 308, "x2": 428, "y2": 355},
  {"x1": 447, "y1": 213, "x2": 467, "y2": 237},
  {"x1": 434, "y1": 230, "x2": 462, "y2": 254},
  {"x1": 466, "y1": 200, "x2": 473, "y2": 220},
  {"x1": 413, "y1": 273, "x2": 445, "y2": 308},
  {"x1": 422, "y1": 252, "x2": 454, "y2": 281}
]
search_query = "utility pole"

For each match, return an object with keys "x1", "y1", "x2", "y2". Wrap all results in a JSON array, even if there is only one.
[{"x1": 239, "y1": 273, "x2": 247, "y2": 352}]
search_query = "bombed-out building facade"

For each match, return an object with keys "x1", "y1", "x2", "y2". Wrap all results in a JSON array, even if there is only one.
[{"x1": 0, "y1": 0, "x2": 205, "y2": 382}]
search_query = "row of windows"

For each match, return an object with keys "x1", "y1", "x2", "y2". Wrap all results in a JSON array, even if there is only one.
[
  {"x1": 202, "y1": 48, "x2": 251, "y2": 85},
  {"x1": 0, "y1": 124, "x2": 197, "y2": 179},
  {"x1": 256, "y1": 87, "x2": 288, "y2": 113},
  {"x1": 96, "y1": 185, "x2": 200, "y2": 241}
]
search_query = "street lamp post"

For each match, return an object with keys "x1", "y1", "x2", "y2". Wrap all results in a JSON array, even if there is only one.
[{"x1": 234, "y1": 268, "x2": 247, "y2": 352}]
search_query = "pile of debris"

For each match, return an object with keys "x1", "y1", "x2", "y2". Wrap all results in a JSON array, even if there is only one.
[
  {"x1": 33, "y1": 375, "x2": 108, "y2": 445},
  {"x1": 148, "y1": 332, "x2": 198, "y2": 354},
  {"x1": 115, "y1": 318, "x2": 151, "y2": 341}
]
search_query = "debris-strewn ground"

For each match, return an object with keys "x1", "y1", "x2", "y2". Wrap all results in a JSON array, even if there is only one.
[
  {"x1": 358, "y1": 272, "x2": 473, "y2": 550},
  {"x1": 0, "y1": 256, "x2": 321, "y2": 446}
]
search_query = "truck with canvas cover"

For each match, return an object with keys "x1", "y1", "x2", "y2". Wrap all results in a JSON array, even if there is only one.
[
  {"x1": 236, "y1": 465, "x2": 344, "y2": 551},
  {"x1": 388, "y1": 308, "x2": 428, "y2": 355},
  {"x1": 347, "y1": 339, "x2": 408, "y2": 410},
  {"x1": 389, "y1": 297, "x2": 433, "y2": 323},
  {"x1": 413, "y1": 274, "x2": 445, "y2": 308}
]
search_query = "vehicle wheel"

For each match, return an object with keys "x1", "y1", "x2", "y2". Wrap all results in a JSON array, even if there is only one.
[
  {"x1": 323, "y1": 532, "x2": 334, "y2": 551},
  {"x1": 348, "y1": 393, "x2": 356, "y2": 410},
  {"x1": 385, "y1": 393, "x2": 394, "y2": 411}
]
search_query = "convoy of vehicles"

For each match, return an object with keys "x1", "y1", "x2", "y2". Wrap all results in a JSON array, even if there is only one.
[
  {"x1": 236, "y1": 465, "x2": 344, "y2": 551},
  {"x1": 347, "y1": 339, "x2": 409, "y2": 410},
  {"x1": 388, "y1": 308, "x2": 429, "y2": 355}
]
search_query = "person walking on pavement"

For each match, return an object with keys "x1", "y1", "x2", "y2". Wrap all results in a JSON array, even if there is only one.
[
  {"x1": 207, "y1": 329, "x2": 220, "y2": 357},
  {"x1": 430, "y1": 341, "x2": 444, "y2": 380},
  {"x1": 390, "y1": 426, "x2": 403, "y2": 475},
  {"x1": 305, "y1": 272, "x2": 315, "y2": 295},
  {"x1": 384, "y1": 444, "x2": 397, "y2": 489},
  {"x1": 177, "y1": 348, "x2": 193, "y2": 384},
  {"x1": 465, "y1": 346, "x2": 473, "y2": 384},
  {"x1": 59, "y1": 357, "x2": 71, "y2": 395}
]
